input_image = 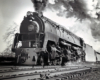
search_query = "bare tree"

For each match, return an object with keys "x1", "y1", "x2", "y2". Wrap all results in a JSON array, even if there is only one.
[{"x1": 2, "y1": 22, "x2": 19, "y2": 56}]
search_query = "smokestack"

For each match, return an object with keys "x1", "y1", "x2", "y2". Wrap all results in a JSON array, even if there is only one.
[{"x1": 31, "y1": 0, "x2": 47, "y2": 14}]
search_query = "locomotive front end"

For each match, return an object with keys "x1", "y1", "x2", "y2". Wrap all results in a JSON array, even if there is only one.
[{"x1": 12, "y1": 12, "x2": 45, "y2": 65}]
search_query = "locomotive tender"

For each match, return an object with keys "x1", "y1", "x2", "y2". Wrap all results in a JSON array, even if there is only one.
[{"x1": 12, "y1": 11, "x2": 86, "y2": 65}]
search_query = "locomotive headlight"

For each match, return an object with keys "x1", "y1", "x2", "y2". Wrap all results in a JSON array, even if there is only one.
[
  {"x1": 28, "y1": 24, "x2": 34, "y2": 31},
  {"x1": 28, "y1": 21, "x2": 39, "y2": 32}
]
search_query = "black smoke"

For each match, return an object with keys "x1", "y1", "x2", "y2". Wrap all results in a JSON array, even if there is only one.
[
  {"x1": 31, "y1": 0, "x2": 48, "y2": 12},
  {"x1": 31, "y1": 0, "x2": 100, "y2": 21},
  {"x1": 47, "y1": 0, "x2": 90, "y2": 21}
]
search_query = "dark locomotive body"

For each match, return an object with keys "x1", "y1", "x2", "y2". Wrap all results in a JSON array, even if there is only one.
[{"x1": 12, "y1": 12, "x2": 86, "y2": 65}]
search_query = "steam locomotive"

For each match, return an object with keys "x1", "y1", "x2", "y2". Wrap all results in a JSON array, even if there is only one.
[{"x1": 12, "y1": 11, "x2": 86, "y2": 65}]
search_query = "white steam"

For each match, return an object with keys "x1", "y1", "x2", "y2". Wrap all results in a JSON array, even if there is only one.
[
  {"x1": 83, "y1": 0, "x2": 99, "y2": 18},
  {"x1": 48, "y1": 0, "x2": 56, "y2": 4},
  {"x1": 47, "y1": 0, "x2": 100, "y2": 19}
]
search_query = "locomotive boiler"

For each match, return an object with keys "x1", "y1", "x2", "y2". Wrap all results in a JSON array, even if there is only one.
[{"x1": 12, "y1": 11, "x2": 85, "y2": 65}]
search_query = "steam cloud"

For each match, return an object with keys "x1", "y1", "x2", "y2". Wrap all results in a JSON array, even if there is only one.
[
  {"x1": 31, "y1": 0, "x2": 100, "y2": 52},
  {"x1": 90, "y1": 22, "x2": 100, "y2": 41},
  {"x1": 32, "y1": 0, "x2": 100, "y2": 20},
  {"x1": 48, "y1": 0, "x2": 100, "y2": 20}
]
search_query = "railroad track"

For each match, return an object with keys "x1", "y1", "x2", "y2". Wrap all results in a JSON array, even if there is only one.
[
  {"x1": 0, "y1": 66, "x2": 99, "y2": 80},
  {"x1": 0, "y1": 66, "x2": 82, "y2": 73},
  {"x1": 0, "y1": 66, "x2": 60, "y2": 73}
]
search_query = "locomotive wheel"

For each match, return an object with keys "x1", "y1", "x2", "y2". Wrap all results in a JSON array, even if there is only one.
[
  {"x1": 20, "y1": 57, "x2": 26, "y2": 63},
  {"x1": 58, "y1": 57, "x2": 62, "y2": 65},
  {"x1": 41, "y1": 62, "x2": 44, "y2": 66},
  {"x1": 61, "y1": 57, "x2": 66, "y2": 66},
  {"x1": 58, "y1": 61, "x2": 62, "y2": 65},
  {"x1": 16, "y1": 55, "x2": 20, "y2": 64},
  {"x1": 14, "y1": 57, "x2": 18, "y2": 65},
  {"x1": 48, "y1": 62, "x2": 52, "y2": 66},
  {"x1": 40, "y1": 57, "x2": 44, "y2": 66},
  {"x1": 52, "y1": 60, "x2": 57, "y2": 66}
]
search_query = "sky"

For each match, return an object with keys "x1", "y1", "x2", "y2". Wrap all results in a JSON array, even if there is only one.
[
  {"x1": 0, "y1": 0, "x2": 34, "y2": 52},
  {"x1": 0, "y1": 0, "x2": 100, "y2": 61}
]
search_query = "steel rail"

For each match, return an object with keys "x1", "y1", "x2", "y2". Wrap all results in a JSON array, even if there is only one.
[{"x1": 0, "y1": 66, "x2": 91, "y2": 80}]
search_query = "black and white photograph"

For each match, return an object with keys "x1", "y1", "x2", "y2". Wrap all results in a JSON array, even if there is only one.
[{"x1": 0, "y1": 0, "x2": 100, "y2": 80}]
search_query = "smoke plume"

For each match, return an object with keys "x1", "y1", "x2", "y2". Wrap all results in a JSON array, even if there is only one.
[
  {"x1": 31, "y1": 0, "x2": 100, "y2": 52},
  {"x1": 32, "y1": 0, "x2": 100, "y2": 20},
  {"x1": 31, "y1": 0, "x2": 48, "y2": 12}
]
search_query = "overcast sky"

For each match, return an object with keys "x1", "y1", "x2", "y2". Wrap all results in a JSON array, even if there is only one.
[
  {"x1": 0, "y1": 0, "x2": 100, "y2": 61},
  {"x1": 0, "y1": 0, "x2": 34, "y2": 52}
]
